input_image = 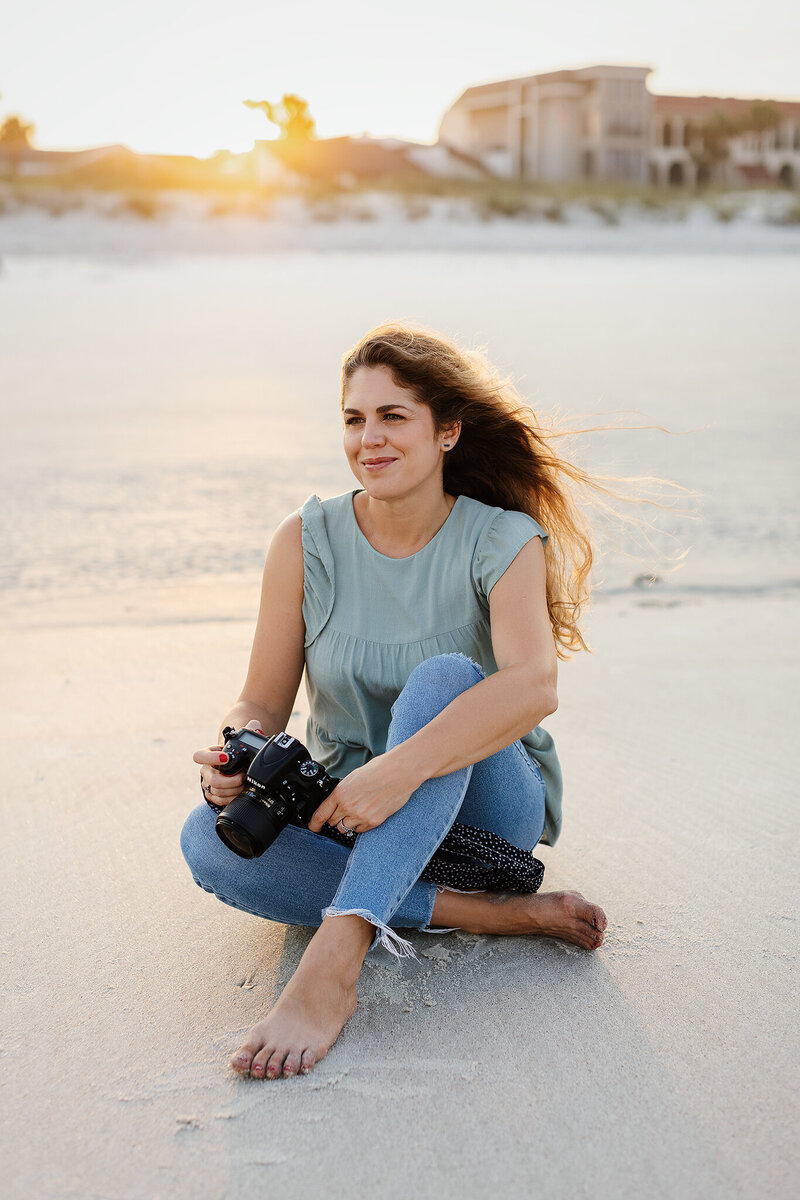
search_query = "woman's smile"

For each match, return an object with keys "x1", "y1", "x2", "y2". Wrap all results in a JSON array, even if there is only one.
[{"x1": 361, "y1": 457, "x2": 397, "y2": 471}]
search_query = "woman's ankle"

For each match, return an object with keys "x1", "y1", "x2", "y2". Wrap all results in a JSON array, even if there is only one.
[
  {"x1": 431, "y1": 887, "x2": 508, "y2": 933},
  {"x1": 304, "y1": 913, "x2": 375, "y2": 981}
]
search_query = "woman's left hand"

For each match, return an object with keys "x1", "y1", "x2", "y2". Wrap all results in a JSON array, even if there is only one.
[{"x1": 307, "y1": 753, "x2": 417, "y2": 836}]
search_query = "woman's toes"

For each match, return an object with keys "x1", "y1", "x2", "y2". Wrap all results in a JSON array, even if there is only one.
[
  {"x1": 590, "y1": 906, "x2": 607, "y2": 932},
  {"x1": 282, "y1": 1052, "x2": 301, "y2": 1078},
  {"x1": 265, "y1": 1050, "x2": 285, "y2": 1079},
  {"x1": 249, "y1": 1047, "x2": 272, "y2": 1078},
  {"x1": 231, "y1": 1051, "x2": 253, "y2": 1074},
  {"x1": 299, "y1": 1049, "x2": 316, "y2": 1076},
  {"x1": 231, "y1": 1037, "x2": 261, "y2": 1074}
]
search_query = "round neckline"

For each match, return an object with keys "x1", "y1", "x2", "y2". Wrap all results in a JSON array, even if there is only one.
[{"x1": 349, "y1": 489, "x2": 462, "y2": 562}]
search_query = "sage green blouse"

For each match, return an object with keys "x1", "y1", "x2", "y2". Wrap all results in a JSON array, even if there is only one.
[{"x1": 299, "y1": 489, "x2": 563, "y2": 846}]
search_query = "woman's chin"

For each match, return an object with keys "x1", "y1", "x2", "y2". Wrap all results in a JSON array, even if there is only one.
[{"x1": 358, "y1": 472, "x2": 402, "y2": 497}]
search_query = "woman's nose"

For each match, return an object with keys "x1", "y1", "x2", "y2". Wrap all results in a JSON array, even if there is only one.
[{"x1": 362, "y1": 419, "x2": 385, "y2": 446}]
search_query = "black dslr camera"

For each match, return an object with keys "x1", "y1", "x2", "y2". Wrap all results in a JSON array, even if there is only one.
[{"x1": 214, "y1": 726, "x2": 339, "y2": 859}]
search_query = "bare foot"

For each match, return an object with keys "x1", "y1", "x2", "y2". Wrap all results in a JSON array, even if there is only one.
[
  {"x1": 433, "y1": 889, "x2": 607, "y2": 951},
  {"x1": 230, "y1": 915, "x2": 371, "y2": 1080}
]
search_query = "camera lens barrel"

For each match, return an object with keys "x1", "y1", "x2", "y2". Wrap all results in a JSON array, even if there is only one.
[{"x1": 215, "y1": 788, "x2": 290, "y2": 858}]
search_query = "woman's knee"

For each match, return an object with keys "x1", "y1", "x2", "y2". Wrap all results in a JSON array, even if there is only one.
[
  {"x1": 180, "y1": 803, "x2": 221, "y2": 883},
  {"x1": 390, "y1": 653, "x2": 486, "y2": 737},
  {"x1": 407, "y1": 652, "x2": 484, "y2": 694}
]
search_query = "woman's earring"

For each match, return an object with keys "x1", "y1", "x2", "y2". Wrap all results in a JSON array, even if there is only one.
[{"x1": 443, "y1": 443, "x2": 450, "y2": 449}]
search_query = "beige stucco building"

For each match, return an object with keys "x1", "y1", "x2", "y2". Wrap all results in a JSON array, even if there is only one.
[
  {"x1": 649, "y1": 94, "x2": 800, "y2": 187},
  {"x1": 439, "y1": 65, "x2": 653, "y2": 184},
  {"x1": 439, "y1": 65, "x2": 800, "y2": 187}
]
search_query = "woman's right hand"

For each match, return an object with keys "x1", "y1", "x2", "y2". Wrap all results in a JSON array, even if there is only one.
[{"x1": 193, "y1": 720, "x2": 264, "y2": 807}]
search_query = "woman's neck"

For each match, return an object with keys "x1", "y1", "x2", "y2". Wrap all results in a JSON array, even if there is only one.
[{"x1": 353, "y1": 484, "x2": 456, "y2": 559}]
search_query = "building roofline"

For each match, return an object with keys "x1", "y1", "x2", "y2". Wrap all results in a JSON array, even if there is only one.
[
  {"x1": 450, "y1": 63, "x2": 655, "y2": 103},
  {"x1": 652, "y1": 92, "x2": 800, "y2": 116}
]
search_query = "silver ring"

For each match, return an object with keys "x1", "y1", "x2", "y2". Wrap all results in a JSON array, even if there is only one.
[{"x1": 338, "y1": 818, "x2": 357, "y2": 834}]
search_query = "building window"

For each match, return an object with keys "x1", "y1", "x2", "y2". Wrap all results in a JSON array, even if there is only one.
[
  {"x1": 606, "y1": 148, "x2": 642, "y2": 178},
  {"x1": 607, "y1": 116, "x2": 644, "y2": 137}
]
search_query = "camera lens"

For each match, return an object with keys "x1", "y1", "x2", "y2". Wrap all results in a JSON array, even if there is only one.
[
  {"x1": 214, "y1": 789, "x2": 288, "y2": 859},
  {"x1": 215, "y1": 818, "x2": 259, "y2": 859}
]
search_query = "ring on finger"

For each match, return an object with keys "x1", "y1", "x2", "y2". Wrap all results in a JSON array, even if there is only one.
[{"x1": 338, "y1": 817, "x2": 358, "y2": 834}]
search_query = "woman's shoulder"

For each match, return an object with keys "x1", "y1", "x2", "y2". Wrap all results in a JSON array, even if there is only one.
[
  {"x1": 456, "y1": 496, "x2": 549, "y2": 604},
  {"x1": 299, "y1": 490, "x2": 354, "y2": 522},
  {"x1": 455, "y1": 494, "x2": 548, "y2": 546},
  {"x1": 297, "y1": 494, "x2": 354, "y2": 647}
]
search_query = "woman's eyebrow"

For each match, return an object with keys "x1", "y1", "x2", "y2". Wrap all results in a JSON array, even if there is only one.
[{"x1": 342, "y1": 403, "x2": 415, "y2": 415}]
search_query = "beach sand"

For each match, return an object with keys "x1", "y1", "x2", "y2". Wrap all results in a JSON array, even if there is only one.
[
  {"x1": 3, "y1": 575, "x2": 797, "y2": 1200},
  {"x1": 2, "y1": 229, "x2": 798, "y2": 1197}
]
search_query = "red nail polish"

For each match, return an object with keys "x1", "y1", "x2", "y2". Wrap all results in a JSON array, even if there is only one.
[{"x1": 219, "y1": 752, "x2": 229, "y2": 763}]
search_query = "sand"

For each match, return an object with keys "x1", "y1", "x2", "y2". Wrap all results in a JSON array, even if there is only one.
[
  {"x1": 2, "y1": 191, "x2": 800, "y2": 258},
  {"x1": 3, "y1": 575, "x2": 797, "y2": 1200},
  {"x1": 2, "y1": 224, "x2": 797, "y2": 1196}
]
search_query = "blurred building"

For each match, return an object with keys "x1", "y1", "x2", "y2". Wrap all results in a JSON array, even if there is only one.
[
  {"x1": 250, "y1": 135, "x2": 491, "y2": 187},
  {"x1": 439, "y1": 66, "x2": 800, "y2": 187},
  {"x1": 0, "y1": 144, "x2": 135, "y2": 178},
  {"x1": 651, "y1": 95, "x2": 800, "y2": 187}
]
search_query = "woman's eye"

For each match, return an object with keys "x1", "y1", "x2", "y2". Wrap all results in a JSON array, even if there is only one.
[{"x1": 344, "y1": 413, "x2": 404, "y2": 425}]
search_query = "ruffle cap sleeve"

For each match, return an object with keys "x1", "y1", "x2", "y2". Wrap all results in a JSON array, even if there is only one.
[
  {"x1": 471, "y1": 509, "x2": 548, "y2": 606},
  {"x1": 299, "y1": 494, "x2": 335, "y2": 647}
]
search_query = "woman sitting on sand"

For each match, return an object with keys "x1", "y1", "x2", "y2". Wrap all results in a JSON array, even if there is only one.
[{"x1": 181, "y1": 322, "x2": 607, "y2": 1080}]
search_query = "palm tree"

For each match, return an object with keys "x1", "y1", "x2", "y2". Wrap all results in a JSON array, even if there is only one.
[
  {"x1": 243, "y1": 94, "x2": 315, "y2": 143},
  {"x1": 0, "y1": 114, "x2": 35, "y2": 177}
]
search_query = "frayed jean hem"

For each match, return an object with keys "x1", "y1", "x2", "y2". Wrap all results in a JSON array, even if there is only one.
[{"x1": 322, "y1": 905, "x2": 419, "y2": 960}]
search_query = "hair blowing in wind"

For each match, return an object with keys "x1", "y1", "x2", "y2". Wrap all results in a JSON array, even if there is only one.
[{"x1": 342, "y1": 322, "x2": 682, "y2": 659}]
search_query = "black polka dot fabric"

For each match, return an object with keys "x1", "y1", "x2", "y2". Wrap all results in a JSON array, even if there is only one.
[{"x1": 323, "y1": 820, "x2": 545, "y2": 895}]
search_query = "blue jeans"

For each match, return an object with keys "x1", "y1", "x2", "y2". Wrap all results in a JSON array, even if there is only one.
[{"x1": 180, "y1": 654, "x2": 546, "y2": 957}]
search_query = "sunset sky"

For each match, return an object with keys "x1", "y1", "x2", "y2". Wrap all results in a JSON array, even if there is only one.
[{"x1": 3, "y1": 0, "x2": 799, "y2": 157}]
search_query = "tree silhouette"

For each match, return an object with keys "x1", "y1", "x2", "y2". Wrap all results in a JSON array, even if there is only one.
[
  {"x1": 243, "y1": 94, "x2": 315, "y2": 142},
  {"x1": 0, "y1": 114, "x2": 35, "y2": 177},
  {"x1": 745, "y1": 101, "x2": 781, "y2": 133},
  {"x1": 691, "y1": 102, "x2": 783, "y2": 176}
]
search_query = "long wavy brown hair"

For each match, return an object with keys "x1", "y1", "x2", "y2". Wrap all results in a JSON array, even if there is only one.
[{"x1": 342, "y1": 322, "x2": 672, "y2": 659}]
